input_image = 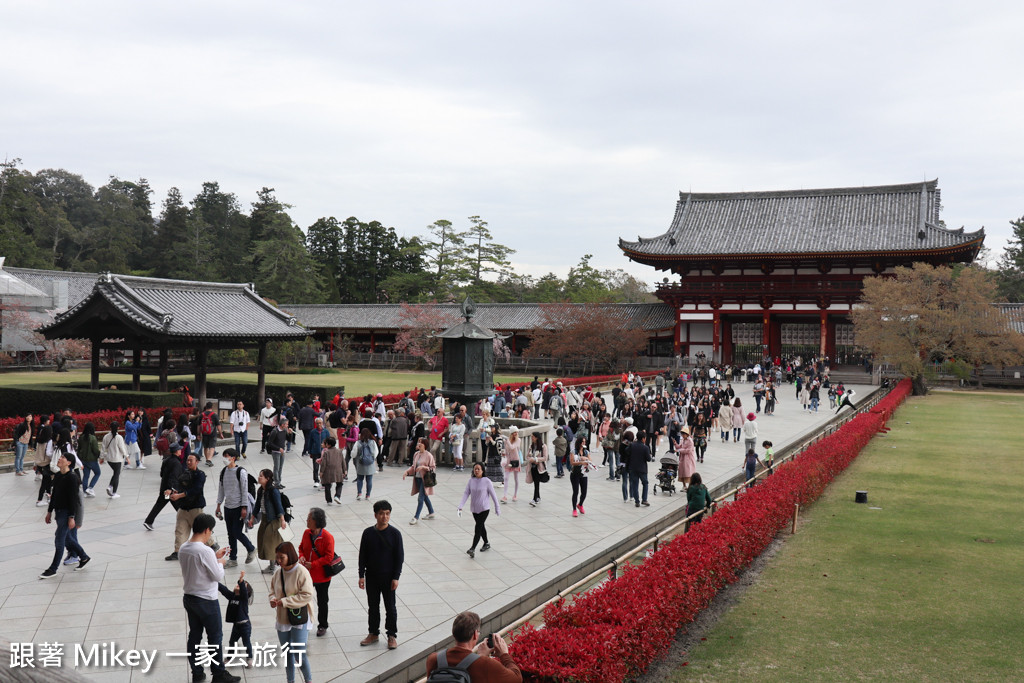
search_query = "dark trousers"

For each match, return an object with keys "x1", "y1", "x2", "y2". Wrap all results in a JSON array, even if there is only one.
[
  {"x1": 228, "y1": 621, "x2": 252, "y2": 658},
  {"x1": 48, "y1": 509, "x2": 86, "y2": 572},
  {"x1": 233, "y1": 431, "x2": 248, "y2": 455},
  {"x1": 314, "y1": 581, "x2": 331, "y2": 629},
  {"x1": 224, "y1": 506, "x2": 255, "y2": 560},
  {"x1": 629, "y1": 471, "x2": 649, "y2": 503},
  {"x1": 183, "y1": 594, "x2": 226, "y2": 675},
  {"x1": 261, "y1": 425, "x2": 273, "y2": 452},
  {"x1": 324, "y1": 483, "x2": 343, "y2": 503},
  {"x1": 144, "y1": 492, "x2": 170, "y2": 526},
  {"x1": 365, "y1": 575, "x2": 398, "y2": 638},
  {"x1": 311, "y1": 454, "x2": 320, "y2": 483},
  {"x1": 301, "y1": 428, "x2": 312, "y2": 455},
  {"x1": 37, "y1": 467, "x2": 53, "y2": 502},
  {"x1": 532, "y1": 471, "x2": 541, "y2": 502},
  {"x1": 107, "y1": 461, "x2": 122, "y2": 493},
  {"x1": 471, "y1": 510, "x2": 489, "y2": 550},
  {"x1": 570, "y1": 470, "x2": 588, "y2": 510}
]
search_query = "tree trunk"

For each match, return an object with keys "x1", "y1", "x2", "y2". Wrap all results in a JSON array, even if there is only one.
[{"x1": 911, "y1": 374, "x2": 929, "y2": 396}]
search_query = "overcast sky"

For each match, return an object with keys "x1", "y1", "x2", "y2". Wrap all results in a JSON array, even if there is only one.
[{"x1": 3, "y1": 1, "x2": 1022, "y2": 283}]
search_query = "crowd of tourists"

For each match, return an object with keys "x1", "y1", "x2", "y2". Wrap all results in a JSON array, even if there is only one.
[{"x1": 10, "y1": 356, "x2": 855, "y2": 682}]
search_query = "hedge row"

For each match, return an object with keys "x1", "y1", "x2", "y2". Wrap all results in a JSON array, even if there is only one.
[
  {"x1": 0, "y1": 386, "x2": 183, "y2": 420},
  {"x1": 508, "y1": 379, "x2": 913, "y2": 682}
]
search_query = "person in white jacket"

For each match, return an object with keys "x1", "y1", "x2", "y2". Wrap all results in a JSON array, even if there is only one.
[
  {"x1": 100, "y1": 421, "x2": 129, "y2": 498},
  {"x1": 742, "y1": 412, "x2": 759, "y2": 454}
]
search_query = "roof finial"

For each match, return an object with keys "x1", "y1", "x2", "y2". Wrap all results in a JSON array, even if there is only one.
[{"x1": 461, "y1": 296, "x2": 477, "y2": 322}]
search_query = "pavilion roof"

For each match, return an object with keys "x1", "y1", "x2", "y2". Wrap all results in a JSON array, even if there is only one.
[
  {"x1": 281, "y1": 302, "x2": 676, "y2": 332},
  {"x1": 40, "y1": 272, "x2": 306, "y2": 342},
  {"x1": 619, "y1": 180, "x2": 984, "y2": 265}
]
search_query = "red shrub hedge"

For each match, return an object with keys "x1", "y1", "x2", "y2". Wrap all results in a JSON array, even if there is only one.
[
  {"x1": 1, "y1": 406, "x2": 193, "y2": 442},
  {"x1": 509, "y1": 379, "x2": 912, "y2": 682}
]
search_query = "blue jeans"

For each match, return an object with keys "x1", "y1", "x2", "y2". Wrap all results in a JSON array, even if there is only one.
[
  {"x1": 234, "y1": 431, "x2": 249, "y2": 455},
  {"x1": 606, "y1": 449, "x2": 618, "y2": 478},
  {"x1": 82, "y1": 461, "x2": 101, "y2": 491},
  {"x1": 746, "y1": 463, "x2": 757, "y2": 483},
  {"x1": 415, "y1": 479, "x2": 434, "y2": 518},
  {"x1": 356, "y1": 474, "x2": 373, "y2": 497},
  {"x1": 733, "y1": 427, "x2": 741, "y2": 441},
  {"x1": 629, "y1": 472, "x2": 649, "y2": 503},
  {"x1": 48, "y1": 509, "x2": 87, "y2": 572},
  {"x1": 14, "y1": 441, "x2": 27, "y2": 473},
  {"x1": 810, "y1": 397, "x2": 819, "y2": 412},
  {"x1": 277, "y1": 627, "x2": 312, "y2": 683},
  {"x1": 183, "y1": 594, "x2": 226, "y2": 676},
  {"x1": 225, "y1": 506, "x2": 255, "y2": 560}
]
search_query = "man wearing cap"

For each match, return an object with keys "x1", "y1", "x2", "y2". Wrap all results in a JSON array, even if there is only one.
[
  {"x1": 144, "y1": 441, "x2": 184, "y2": 531},
  {"x1": 267, "y1": 416, "x2": 289, "y2": 488},
  {"x1": 215, "y1": 448, "x2": 256, "y2": 568}
]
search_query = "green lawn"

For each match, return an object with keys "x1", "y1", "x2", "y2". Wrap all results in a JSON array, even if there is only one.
[
  {"x1": 668, "y1": 392, "x2": 1024, "y2": 682},
  {"x1": 0, "y1": 369, "x2": 531, "y2": 397}
]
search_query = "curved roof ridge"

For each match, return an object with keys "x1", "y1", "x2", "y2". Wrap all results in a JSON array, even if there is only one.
[{"x1": 682, "y1": 179, "x2": 938, "y2": 202}]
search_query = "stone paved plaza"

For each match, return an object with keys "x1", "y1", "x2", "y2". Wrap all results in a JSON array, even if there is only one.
[{"x1": 0, "y1": 381, "x2": 870, "y2": 682}]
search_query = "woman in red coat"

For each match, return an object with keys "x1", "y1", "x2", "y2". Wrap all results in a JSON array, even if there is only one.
[{"x1": 298, "y1": 507, "x2": 336, "y2": 637}]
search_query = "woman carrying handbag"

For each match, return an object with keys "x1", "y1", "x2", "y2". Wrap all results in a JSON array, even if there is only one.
[
  {"x1": 525, "y1": 432, "x2": 549, "y2": 507},
  {"x1": 269, "y1": 541, "x2": 316, "y2": 683},
  {"x1": 403, "y1": 438, "x2": 436, "y2": 525}
]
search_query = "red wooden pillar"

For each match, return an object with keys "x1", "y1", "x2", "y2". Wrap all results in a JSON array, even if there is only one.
[
  {"x1": 329, "y1": 330, "x2": 335, "y2": 363},
  {"x1": 819, "y1": 311, "x2": 828, "y2": 357},
  {"x1": 370, "y1": 331, "x2": 376, "y2": 353},
  {"x1": 510, "y1": 333, "x2": 517, "y2": 354},
  {"x1": 712, "y1": 310, "x2": 721, "y2": 358},
  {"x1": 761, "y1": 311, "x2": 770, "y2": 357},
  {"x1": 673, "y1": 317, "x2": 682, "y2": 355},
  {"x1": 721, "y1": 316, "x2": 733, "y2": 364}
]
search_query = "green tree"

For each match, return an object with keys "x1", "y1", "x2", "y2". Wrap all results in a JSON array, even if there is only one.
[
  {"x1": 29, "y1": 168, "x2": 97, "y2": 268},
  {"x1": 996, "y1": 216, "x2": 1024, "y2": 302},
  {"x1": 0, "y1": 160, "x2": 59, "y2": 268},
  {"x1": 191, "y1": 182, "x2": 250, "y2": 282},
  {"x1": 305, "y1": 216, "x2": 344, "y2": 302},
  {"x1": 465, "y1": 215, "x2": 514, "y2": 285},
  {"x1": 248, "y1": 188, "x2": 323, "y2": 302},
  {"x1": 78, "y1": 176, "x2": 151, "y2": 273},
  {"x1": 423, "y1": 219, "x2": 470, "y2": 298}
]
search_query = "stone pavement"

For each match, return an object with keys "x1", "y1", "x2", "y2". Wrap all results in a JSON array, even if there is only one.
[{"x1": 0, "y1": 382, "x2": 870, "y2": 682}]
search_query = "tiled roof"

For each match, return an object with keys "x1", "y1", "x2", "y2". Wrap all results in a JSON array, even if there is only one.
[
  {"x1": 620, "y1": 180, "x2": 984, "y2": 259},
  {"x1": 998, "y1": 303, "x2": 1024, "y2": 334},
  {"x1": 6, "y1": 267, "x2": 99, "y2": 308},
  {"x1": 281, "y1": 303, "x2": 676, "y2": 332},
  {"x1": 41, "y1": 273, "x2": 306, "y2": 340}
]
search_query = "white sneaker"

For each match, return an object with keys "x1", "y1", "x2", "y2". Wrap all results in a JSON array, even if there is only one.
[
  {"x1": 333, "y1": 496, "x2": 341, "y2": 504},
  {"x1": 424, "y1": 513, "x2": 435, "y2": 520},
  {"x1": 36, "y1": 500, "x2": 47, "y2": 507},
  {"x1": 409, "y1": 517, "x2": 418, "y2": 525},
  {"x1": 356, "y1": 494, "x2": 362, "y2": 501},
  {"x1": 110, "y1": 493, "x2": 120, "y2": 499},
  {"x1": 84, "y1": 489, "x2": 95, "y2": 497},
  {"x1": 106, "y1": 486, "x2": 113, "y2": 497},
  {"x1": 137, "y1": 464, "x2": 146, "y2": 470}
]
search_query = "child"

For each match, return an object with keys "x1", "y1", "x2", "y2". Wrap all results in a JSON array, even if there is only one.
[
  {"x1": 219, "y1": 572, "x2": 254, "y2": 667},
  {"x1": 762, "y1": 440, "x2": 774, "y2": 475}
]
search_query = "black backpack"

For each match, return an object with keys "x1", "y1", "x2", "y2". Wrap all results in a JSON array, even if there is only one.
[
  {"x1": 279, "y1": 491, "x2": 293, "y2": 523},
  {"x1": 428, "y1": 651, "x2": 480, "y2": 683},
  {"x1": 220, "y1": 467, "x2": 257, "y2": 501}
]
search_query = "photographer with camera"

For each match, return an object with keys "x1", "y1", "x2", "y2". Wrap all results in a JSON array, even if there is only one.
[{"x1": 425, "y1": 611, "x2": 521, "y2": 682}]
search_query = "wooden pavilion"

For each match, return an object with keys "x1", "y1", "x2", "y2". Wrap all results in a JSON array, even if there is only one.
[
  {"x1": 619, "y1": 180, "x2": 985, "y2": 364},
  {"x1": 39, "y1": 273, "x2": 307, "y2": 406}
]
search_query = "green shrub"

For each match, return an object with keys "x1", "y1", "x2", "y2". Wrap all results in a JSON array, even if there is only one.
[{"x1": 0, "y1": 386, "x2": 183, "y2": 418}]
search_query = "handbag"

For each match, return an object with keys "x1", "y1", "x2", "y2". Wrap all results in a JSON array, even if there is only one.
[
  {"x1": 422, "y1": 470, "x2": 437, "y2": 488},
  {"x1": 509, "y1": 460, "x2": 520, "y2": 469},
  {"x1": 311, "y1": 535, "x2": 345, "y2": 577},
  {"x1": 280, "y1": 574, "x2": 309, "y2": 626},
  {"x1": 538, "y1": 471, "x2": 550, "y2": 483}
]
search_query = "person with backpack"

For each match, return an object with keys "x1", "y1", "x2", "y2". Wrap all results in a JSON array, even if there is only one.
[
  {"x1": 354, "y1": 428, "x2": 379, "y2": 502},
  {"x1": 200, "y1": 402, "x2": 224, "y2": 468},
  {"x1": 251, "y1": 468, "x2": 289, "y2": 574},
  {"x1": 424, "y1": 611, "x2": 522, "y2": 682},
  {"x1": 216, "y1": 449, "x2": 257, "y2": 568}
]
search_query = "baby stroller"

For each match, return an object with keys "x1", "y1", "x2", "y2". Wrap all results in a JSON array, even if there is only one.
[{"x1": 654, "y1": 453, "x2": 678, "y2": 496}]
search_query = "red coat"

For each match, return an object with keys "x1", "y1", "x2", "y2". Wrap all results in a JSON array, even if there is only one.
[{"x1": 299, "y1": 528, "x2": 336, "y2": 584}]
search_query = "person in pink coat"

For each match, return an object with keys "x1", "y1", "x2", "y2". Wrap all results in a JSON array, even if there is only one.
[
  {"x1": 403, "y1": 438, "x2": 436, "y2": 525},
  {"x1": 675, "y1": 426, "x2": 697, "y2": 488},
  {"x1": 501, "y1": 427, "x2": 523, "y2": 503}
]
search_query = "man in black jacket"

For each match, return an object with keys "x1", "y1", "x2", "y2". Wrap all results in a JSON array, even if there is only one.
[
  {"x1": 627, "y1": 432, "x2": 652, "y2": 508},
  {"x1": 358, "y1": 500, "x2": 405, "y2": 651},
  {"x1": 40, "y1": 450, "x2": 90, "y2": 578},
  {"x1": 166, "y1": 454, "x2": 213, "y2": 561},
  {"x1": 144, "y1": 443, "x2": 184, "y2": 531}
]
